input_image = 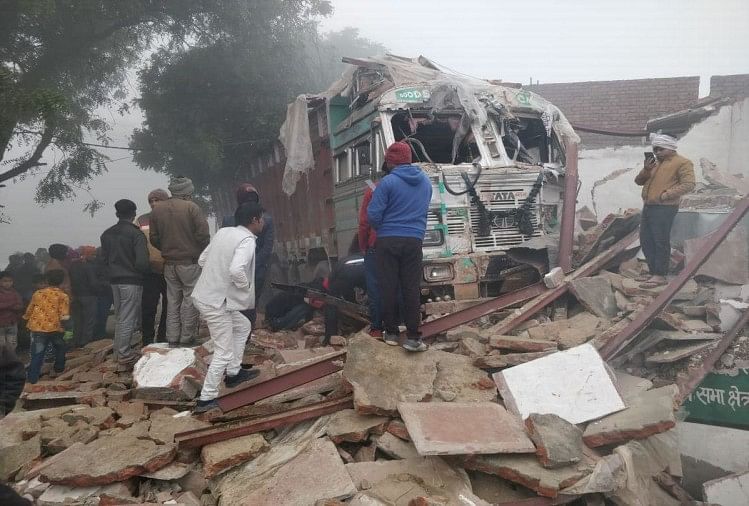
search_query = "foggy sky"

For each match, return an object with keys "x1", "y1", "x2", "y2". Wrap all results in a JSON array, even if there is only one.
[{"x1": 2, "y1": 0, "x2": 748, "y2": 263}]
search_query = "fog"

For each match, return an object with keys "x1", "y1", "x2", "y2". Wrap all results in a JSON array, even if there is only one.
[{"x1": 2, "y1": 0, "x2": 748, "y2": 264}]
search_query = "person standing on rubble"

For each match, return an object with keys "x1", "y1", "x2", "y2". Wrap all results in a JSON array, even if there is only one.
[
  {"x1": 635, "y1": 134, "x2": 695, "y2": 288},
  {"x1": 358, "y1": 164, "x2": 387, "y2": 337},
  {"x1": 221, "y1": 183, "x2": 274, "y2": 328},
  {"x1": 137, "y1": 189, "x2": 169, "y2": 344},
  {"x1": 191, "y1": 202, "x2": 265, "y2": 413},
  {"x1": 100, "y1": 200, "x2": 151, "y2": 370},
  {"x1": 367, "y1": 141, "x2": 432, "y2": 352},
  {"x1": 149, "y1": 177, "x2": 210, "y2": 347}
]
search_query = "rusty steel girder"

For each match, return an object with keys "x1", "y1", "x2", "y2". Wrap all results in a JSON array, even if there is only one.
[
  {"x1": 216, "y1": 351, "x2": 346, "y2": 412},
  {"x1": 558, "y1": 142, "x2": 579, "y2": 273},
  {"x1": 599, "y1": 196, "x2": 749, "y2": 360}
]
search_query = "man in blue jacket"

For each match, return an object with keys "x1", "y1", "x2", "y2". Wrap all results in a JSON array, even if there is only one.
[{"x1": 367, "y1": 141, "x2": 432, "y2": 352}]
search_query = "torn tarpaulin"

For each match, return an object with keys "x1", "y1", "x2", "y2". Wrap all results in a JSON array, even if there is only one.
[{"x1": 279, "y1": 95, "x2": 315, "y2": 196}]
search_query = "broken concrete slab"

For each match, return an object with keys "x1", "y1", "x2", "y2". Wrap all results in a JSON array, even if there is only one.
[
  {"x1": 201, "y1": 433, "x2": 270, "y2": 478},
  {"x1": 719, "y1": 298, "x2": 749, "y2": 331},
  {"x1": 133, "y1": 345, "x2": 207, "y2": 400},
  {"x1": 445, "y1": 325, "x2": 486, "y2": 343},
  {"x1": 525, "y1": 312, "x2": 603, "y2": 350},
  {"x1": 703, "y1": 469, "x2": 749, "y2": 506},
  {"x1": 343, "y1": 336, "x2": 495, "y2": 415},
  {"x1": 39, "y1": 433, "x2": 176, "y2": 486},
  {"x1": 614, "y1": 371, "x2": 653, "y2": 403},
  {"x1": 0, "y1": 435, "x2": 41, "y2": 481},
  {"x1": 524, "y1": 413, "x2": 583, "y2": 469},
  {"x1": 685, "y1": 227, "x2": 749, "y2": 285},
  {"x1": 346, "y1": 457, "x2": 488, "y2": 506},
  {"x1": 494, "y1": 343, "x2": 625, "y2": 425},
  {"x1": 645, "y1": 341, "x2": 715, "y2": 364},
  {"x1": 464, "y1": 452, "x2": 593, "y2": 498},
  {"x1": 457, "y1": 336, "x2": 486, "y2": 357},
  {"x1": 326, "y1": 409, "x2": 388, "y2": 444},
  {"x1": 569, "y1": 276, "x2": 619, "y2": 319},
  {"x1": 353, "y1": 441, "x2": 377, "y2": 462},
  {"x1": 398, "y1": 402, "x2": 535, "y2": 456},
  {"x1": 148, "y1": 411, "x2": 210, "y2": 444},
  {"x1": 583, "y1": 385, "x2": 677, "y2": 448},
  {"x1": 475, "y1": 351, "x2": 554, "y2": 369},
  {"x1": 61, "y1": 406, "x2": 115, "y2": 428},
  {"x1": 138, "y1": 461, "x2": 191, "y2": 480},
  {"x1": 468, "y1": 470, "x2": 537, "y2": 503},
  {"x1": 386, "y1": 420, "x2": 410, "y2": 441},
  {"x1": 216, "y1": 436, "x2": 356, "y2": 505},
  {"x1": 560, "y1": 453, "x2": 625, "y2": 495},
  {"x1": 375, "y1": 432, "x2": 420, "y2": 460},
  {"x1": 275, "y1": 346, "x2": 339, "y2": 365},
  {"x1": 488, "y1": 335, "x2": 557, "y2": 352}
]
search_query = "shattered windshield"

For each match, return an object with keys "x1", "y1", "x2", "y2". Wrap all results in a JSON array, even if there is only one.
[{"x1": 389, "y1": 111, "x2": 480, "y2": 164}]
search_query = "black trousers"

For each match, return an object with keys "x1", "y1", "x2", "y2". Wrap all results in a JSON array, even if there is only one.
[
  {"x1": 376, "y1": 236, "x2": 423, "y2": 337},
  {"x1": 142, "y1": 272, "x2": 167, "y2": 344},
  {"x1": 72, "y1": 295, "x2": 97, "y2": 348},
  {"x1": 640, "y1": 204, "x2": 678, "y2": 276}
]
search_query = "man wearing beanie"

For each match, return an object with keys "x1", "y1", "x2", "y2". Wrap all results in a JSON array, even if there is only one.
[
  {"x1": 367, "y1": 141, "x2": 432, "y2": 352},
  {"x1": 220, "y1": 183, "x2": 275, "y2": 327},
  {"x1": 137, "y1": 189, "x2": 169, "y2": 344},
  {"x1": 150, "y1": 177, "x2": 210, "y2": 347},
  {"x1": 635, "y1": 134, "x2": 695, "y2": 288},
  {"x1": 100, "y1": 199, "x2": 150, "y2": 369}
]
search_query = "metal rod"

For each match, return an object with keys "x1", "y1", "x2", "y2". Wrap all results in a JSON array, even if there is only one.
[
  {"x1": 216, "y1": 351, "x2": 346, "y2": 412},
  {"x1": 176, "y1": 396, "x2": 353, "y2": 448},
  {"x1": 599, "y1": 196, "x2": 749, "y2": 360},
  {"x1": 558, "y1": 142, "x2": 579, "y2": 273}
]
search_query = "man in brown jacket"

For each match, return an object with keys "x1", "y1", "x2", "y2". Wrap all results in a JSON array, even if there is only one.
[
  {"x1": 634, "y1": 134, "x2": 695, "y2": 288},
  {"x1": 149, "y1": 177, "x2": 210, "y2": 347}
]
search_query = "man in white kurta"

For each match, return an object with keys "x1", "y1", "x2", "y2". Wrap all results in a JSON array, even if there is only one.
[{"x1": 191, "y1": 202, "x2": 265, "y2": 412}]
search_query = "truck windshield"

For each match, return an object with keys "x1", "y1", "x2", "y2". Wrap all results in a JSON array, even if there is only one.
[{"x1": 390, "y1": 111, "x2": 480, "y2": 164}]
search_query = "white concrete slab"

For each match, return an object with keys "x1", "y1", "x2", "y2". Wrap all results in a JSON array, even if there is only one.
[
  {"x1": 703, "y1": 470, "x2": 749, "y2": 506},
  {"x1": 493, "y1": 343, "x2": 625, "y2": 425}
]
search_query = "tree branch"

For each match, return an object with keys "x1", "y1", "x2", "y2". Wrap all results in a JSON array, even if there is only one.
[{"x1": 0, "y1": 120, "x2": 54, "y2": 183}]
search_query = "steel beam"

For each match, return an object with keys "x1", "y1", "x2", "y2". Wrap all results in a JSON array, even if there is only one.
[
  {"x1": 675, "y1": 307, "x2": 749, "y2": 405},
  {"x1": 176, "y1": 395, "x2": 353, "y2": 448},
  {"x1": 490, "y1": 228, "x2": 640, "y2": 336},
  {"x1": 419, "y1": 283, "x2": 547, "y2": 339},
  {"x1": 558, "y1": 142, "x2": 579, "y2": 273},
  {"x1": 599, "y1": 196, "x2": 749, "y2": 360},
  {"x1": 216, "y1": 351, "x2": 346, "y2": 412}
]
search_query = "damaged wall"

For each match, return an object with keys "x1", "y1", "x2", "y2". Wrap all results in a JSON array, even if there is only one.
[{"x1": 578, "y1": 97, "x2": 749, "y2": 218}]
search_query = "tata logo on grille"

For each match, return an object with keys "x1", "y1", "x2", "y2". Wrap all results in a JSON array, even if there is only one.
[{"x1": 491, "y1": 190, "x2": 528, "y2": 201}]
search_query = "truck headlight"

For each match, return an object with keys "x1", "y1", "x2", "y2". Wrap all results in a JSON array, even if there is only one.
[
  {"x1": 423, "y1": 264, "x2": 453, "y2": 282},
  {"x1": 423, "y1": 229, "x2": 444, "y2": 247}
]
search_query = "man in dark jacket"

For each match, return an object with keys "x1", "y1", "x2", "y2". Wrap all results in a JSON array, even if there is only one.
[
  {"x1": 69, "y1": 247, "x2": 102, "y2": 348},
  {"x1": 221, "y1": 183, "x2": 274, "y2": 327},
  {"x1": 368, "y1": 141, "x2": 432, "y2": 352},
  {"x1": 0, "y1": 344, "x2": 25, "y2": 418},
  {"x1": 101, "y1": 199, "x2": 150, "y2": 368},
  {"x1": 150, "y1": 177, "x2": 210, "y2": 346}
]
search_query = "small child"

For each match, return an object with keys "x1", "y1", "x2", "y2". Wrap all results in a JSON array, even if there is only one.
[
  {"x1": 23, "y1": 270, "x2": 71, "y2": 383},
  {"x1": 0, "y1": 272, "x2": 23, "y2": 352}
]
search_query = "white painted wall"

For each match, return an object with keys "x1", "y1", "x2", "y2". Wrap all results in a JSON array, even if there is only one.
[
  {"x1": 577, "y1": 98, "x2": 749, "y2": 219},
  {"x1": 678, "y1": 421, "x2": 749, "y2": 474}
]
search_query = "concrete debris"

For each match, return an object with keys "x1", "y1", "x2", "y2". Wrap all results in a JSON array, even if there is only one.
[
  {"x1": 398, "y1": 402, "x2": 535, "y2": 455},
  {"x1": 525, "y1": 413, "x2": 584, "y2": 468},
  {"x1": 494, "y1": 343, "x2": 626, "y2": 424},
  {"x1": 702, "y1": 469, "x2": 749, "y2": 506},
  {"x1": 488, "y1": 335, "x2": 558, "y2": 352},
  {"x1": 133, "y1": 345, "x2": 207, "y2": 400},
  {"x1": 685, "y1": 227, "x2": 749, "y2": 285},
  {"x1": 583, "y1": 386, "x2": 677, "y2": 448},
  {"x1": 645, "y1": 341, "x2": 715, "y2": 364},
  {"x1": 375, "y1": 432, "x2": 420, "y2": 459},
  {"x1": 201, "y1": 433, "x2": 270, "y2": 478},
  {"x1": 0, "y1": 434, "x2": 41, "y2": 481},
  {"x1": 326, "y1": 409, "x2": 388, "y2": 443},
  {"x1": 386, "y1": 420, "x2": 411, "y2": 441},
  {"x1": 570, "y1": 276, "x2": 619, "y2": 319},
  {"x1": 544, "y1": 266, "x2": 565, "y2": 288}
]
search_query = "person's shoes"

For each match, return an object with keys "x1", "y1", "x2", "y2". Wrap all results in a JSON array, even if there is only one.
[
  {"x1": 402, "y1": 338, "x2": 428, "y2": 352},
  {"x1": 383, "y1": 332, "x2": 400, "y2": 346},
  {"x1": 193, "y1": 399, "x2": 220, "y2": 413},
  {"x1": 224, "y1": 368, "x2": 261, "y2": 388},
  {"x1": 369, "y1": 329, "x2": 383, "y2": 339}
]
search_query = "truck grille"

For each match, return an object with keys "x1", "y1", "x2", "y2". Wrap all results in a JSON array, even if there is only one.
[{"x1": 440, "y1": 171, "x2": 543, "y2": 252}]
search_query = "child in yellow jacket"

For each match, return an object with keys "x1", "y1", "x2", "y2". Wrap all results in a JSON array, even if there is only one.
[{"x1": 23, "y1": 270, "x2": 71, "y2": 383}]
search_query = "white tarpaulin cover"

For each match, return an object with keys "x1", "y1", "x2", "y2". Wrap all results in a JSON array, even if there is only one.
[{"x1": 279, "y1": 95, "x2": 315, "y2": 196}]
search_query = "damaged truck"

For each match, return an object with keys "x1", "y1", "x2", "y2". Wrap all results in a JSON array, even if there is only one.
[{"x1": 229, "y1": 55, "x2": 580, "y2": 314}]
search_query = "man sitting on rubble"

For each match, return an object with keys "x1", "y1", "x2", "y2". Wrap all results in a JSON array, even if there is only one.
[
  {"x1": 634, "y1": 134, "x2": 695, "y2": 288},
  {"x1": 191, "y1": 202, "x2": 264, "y2": 413}
]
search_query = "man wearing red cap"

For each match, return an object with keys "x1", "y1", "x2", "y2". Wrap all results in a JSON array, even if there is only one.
[
  {"x1": 221, "y1": 183, "x2": 274, "y2": 327},
  {"x1": 367, "y1": 141, "x2": 432, "y2": 352}
]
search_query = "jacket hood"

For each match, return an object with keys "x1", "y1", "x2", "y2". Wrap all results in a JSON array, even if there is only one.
[{"x1": 391, "y1": 164, "x2": 426, "y2": 186}]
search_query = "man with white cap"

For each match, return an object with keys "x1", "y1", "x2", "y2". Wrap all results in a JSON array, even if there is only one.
[{"x1": 634, "y1": 134, "x2": 695, "y2": 287}]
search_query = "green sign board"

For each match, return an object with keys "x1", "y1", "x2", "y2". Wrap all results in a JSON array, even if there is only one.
[
  {"x1": 683, "y1": 368, "x2": 749, "y2": 428},
  {"x1": 394, "y1": 88, "x2": 431, "y2": 103}
]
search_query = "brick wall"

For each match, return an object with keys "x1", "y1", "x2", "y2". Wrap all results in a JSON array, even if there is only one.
[
  {"x1": 526, "y1": 77, "x2": 700, "y2": 148},
  {"x1": 710, "y1": 74, "x2": 749, "y2": 100}
]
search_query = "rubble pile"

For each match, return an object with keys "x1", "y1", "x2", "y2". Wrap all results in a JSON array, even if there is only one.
[{"x1": 3, "y1": 209, "x2": 749, "y2": 505}]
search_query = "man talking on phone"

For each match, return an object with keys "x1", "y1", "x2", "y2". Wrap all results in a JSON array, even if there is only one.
[{"x1": 634, "y1": 134, "x2": 695, "y2": 288}]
